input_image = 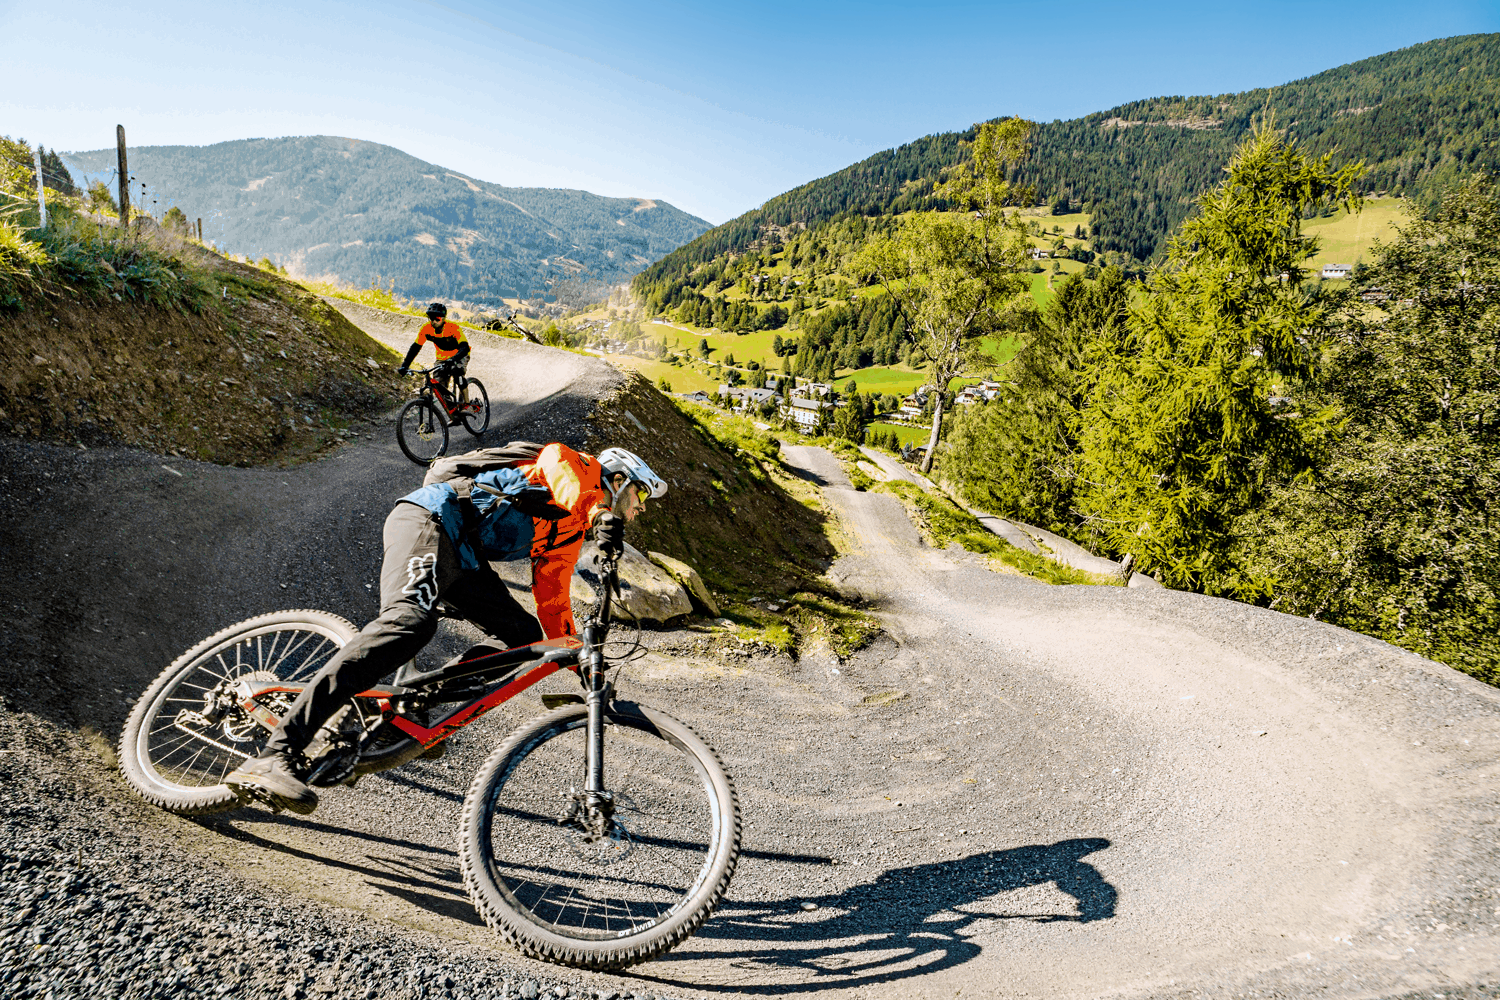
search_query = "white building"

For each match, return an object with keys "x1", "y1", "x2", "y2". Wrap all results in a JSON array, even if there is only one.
[
  {"x1": 786, "y1": 397, "x2": 825, "y2": 429},
  {"x1": 718, "y1": 385, "x2": 778, "y2": 411},
  {"x1": 1321, "y1": 263, "x2": 1353, "y2": 280}
]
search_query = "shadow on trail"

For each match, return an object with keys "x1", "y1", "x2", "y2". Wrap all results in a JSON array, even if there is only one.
[{"x1": 640, "y1": 838, "x2": 1116, "y2": 994}]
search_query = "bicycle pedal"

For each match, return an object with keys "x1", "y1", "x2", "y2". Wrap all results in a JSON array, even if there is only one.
[{"x1": 234, "y1": 785, "x2": 284, "y2": 814}]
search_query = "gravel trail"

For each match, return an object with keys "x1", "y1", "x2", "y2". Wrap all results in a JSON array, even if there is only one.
[{"x1": 3, "y1": 345, "x2": 1499, "y2": 999}]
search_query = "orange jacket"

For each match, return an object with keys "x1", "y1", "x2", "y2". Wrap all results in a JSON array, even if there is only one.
[
  {"x1": 520, "y1": 443, "x2": 612, "y2": 638},
  {"x1": 415, "y1": 320, "x2": 468, "y2": 361}
]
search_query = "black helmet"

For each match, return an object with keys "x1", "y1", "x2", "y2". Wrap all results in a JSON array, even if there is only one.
[{"x1": 426, "y1": 302, "x2": 448, "y2": 319}]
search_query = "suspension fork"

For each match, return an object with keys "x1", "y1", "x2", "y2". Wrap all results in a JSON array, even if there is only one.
[{"x1": 582, "y1": 556, "x2": 618, "y2": 806}]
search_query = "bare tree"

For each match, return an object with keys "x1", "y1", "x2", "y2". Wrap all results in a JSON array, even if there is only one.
[{"x1": 851, "y1": 118, "x2": 1034, "y2": 473}]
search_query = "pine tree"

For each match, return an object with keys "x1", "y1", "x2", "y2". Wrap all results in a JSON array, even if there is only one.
[{"x1": 1076, "y1": 121, "x2": 1364, "y2": 595}]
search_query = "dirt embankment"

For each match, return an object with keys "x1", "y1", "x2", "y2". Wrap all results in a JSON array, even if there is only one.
[
  {"x1": 1, "y1": 248, "x2": 405, "y2": 466},
  {"x1": 587, "y1": 377, "x2": 835, "y2": 597}
]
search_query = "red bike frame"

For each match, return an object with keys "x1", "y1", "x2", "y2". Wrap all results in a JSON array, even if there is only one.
[
  {"x1": 231, "y1": 637, "x2": 585, "y2": 752},
  {"x1": 418, "y1": 365, "x2": 469, "y2": 422}
]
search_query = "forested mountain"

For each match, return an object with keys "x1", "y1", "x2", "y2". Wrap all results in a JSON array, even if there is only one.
[
  {"x1": 638, "y1": 33, "x2": 1500, "y2": 287},
  {"x1": 62, "y1": 136, "x2": 710, "y2": 305}
]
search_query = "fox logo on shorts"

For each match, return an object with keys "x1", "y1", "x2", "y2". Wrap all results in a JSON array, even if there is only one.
[{"x1": 403, "y1": 553, "x2": 439, "y2": 610}]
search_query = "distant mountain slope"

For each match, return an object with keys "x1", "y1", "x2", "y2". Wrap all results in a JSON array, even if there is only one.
[
  {"x1": 639, "y1": 32, "x2": 1500, "y2": 285},
  {"x1": 63, "y1": 136, "x2": 710, "y2": 305}
]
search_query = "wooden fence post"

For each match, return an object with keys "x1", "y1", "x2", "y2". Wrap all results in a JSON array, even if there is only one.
[
  {"x1": 33, "y1": 148, "x2": 46, "y2": 228},
  {"x1": 196, "y1": 217, "x2": 202, "y2": 241},
  {"x1": 115, "y1": 125, "x2": 130, "y2": 229}
]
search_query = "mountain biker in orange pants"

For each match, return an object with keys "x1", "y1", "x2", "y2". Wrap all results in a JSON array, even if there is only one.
[
  {"x1": 398, "y1": 302, "x2": 470, "y2": 404},
  {"x1": 226, "y1": 444, "x2": 668, "y2": 814}
]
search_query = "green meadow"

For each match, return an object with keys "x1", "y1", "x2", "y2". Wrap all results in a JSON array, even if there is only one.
[{"x1": 1303, "y1": 197, "x2": 1409, "y2": 269}]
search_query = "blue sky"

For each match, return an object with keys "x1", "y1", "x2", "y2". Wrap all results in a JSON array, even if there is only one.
[{"x1": 2, "y1": 0, "x2": 1496, "y2": 223}]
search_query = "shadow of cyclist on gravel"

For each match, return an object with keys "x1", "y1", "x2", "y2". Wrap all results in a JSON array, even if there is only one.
[{"x1": 642, "y1": 837, "x2": 1115, "y2": 993}]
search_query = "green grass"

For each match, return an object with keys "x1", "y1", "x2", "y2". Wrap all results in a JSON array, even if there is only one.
[
  {"x1": 1303, "y1": 197, "x2": 1408, "y2": 269},
  {"x1": 868, "y1": 421, "x2": 932, "y2": 447},
  {"x1": 832, "y1": 367, "x2": 936, "y2": 396},
  {"x1": 603, "y1": 354, "x2": 723, "y2": 394},
  {"x1": 877, "y1": 480, "x2": 1120, "y2": 586},
  {"x1": 980, "y1": 335, "x2": 1023, "y2": 365},
  {"x1": 643, "y1": 309, "x2": 1021, "y2": 394},
  {"x1": 643, "y1": 321, "x2": 783, "y2": 362},
  {"x1": 297, "y1": 276, "x2": 428, "y2": 317}
]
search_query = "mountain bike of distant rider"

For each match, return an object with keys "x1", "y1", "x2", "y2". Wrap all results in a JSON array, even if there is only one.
[{"x1": 396, "y1": 361, "x2": 490, "y2": 465}]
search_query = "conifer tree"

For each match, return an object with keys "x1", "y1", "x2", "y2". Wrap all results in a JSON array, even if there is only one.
[{"x1": 1077, "y1": 122, "x2": 1363, "y2": 594}]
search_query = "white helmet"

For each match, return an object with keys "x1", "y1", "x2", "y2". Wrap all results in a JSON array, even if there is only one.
[{"x1": 598, "y1": 447, "x2": 667, "y2": 500}]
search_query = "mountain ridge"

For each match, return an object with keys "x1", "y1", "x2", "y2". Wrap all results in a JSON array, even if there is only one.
[
  {"x1": 639, "y1": 32, "x2": 1500, "y2": 286},
  {"x1": 62, "y1": 135, "x2": 711, "y2": 306}
]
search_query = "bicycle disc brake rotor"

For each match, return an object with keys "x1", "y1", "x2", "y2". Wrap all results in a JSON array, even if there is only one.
[
  {"x1": 220, "y1": 670, "x2": 289, "y2": 743},
  {"x1": 557, "y1": 791, "x2": 639, "y2": 867}
]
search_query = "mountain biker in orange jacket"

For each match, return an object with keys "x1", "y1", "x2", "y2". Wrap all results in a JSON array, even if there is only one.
[
  {"x1": 398, "y1": 302, "x2": 470, "y2": 401},
  {"x1": 225, "y1": 444, "x2": 668, "y2": 815}
]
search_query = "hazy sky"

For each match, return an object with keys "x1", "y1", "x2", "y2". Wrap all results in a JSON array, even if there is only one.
[{"x1": 3, "y1": 0, "x2": 1496, "y2": 223}]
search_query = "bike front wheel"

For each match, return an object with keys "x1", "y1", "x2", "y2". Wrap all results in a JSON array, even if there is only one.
[
  {"x1": 118, "y1": 610, "x2": 358, "y2": 814},
  {"x1": 461, "y1": 378, "x2": 490, "y2": 436},
  {"x1": 397, "y1": 397, "x2": 448, "y2": 465},
  {"x1": 459, "y1": 702, "x2": 740, "y2": 969}
]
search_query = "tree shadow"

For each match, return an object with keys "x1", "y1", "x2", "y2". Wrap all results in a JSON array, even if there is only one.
[{"x1": 639, "y1": 838, "x2": 1116, "y2": 994}]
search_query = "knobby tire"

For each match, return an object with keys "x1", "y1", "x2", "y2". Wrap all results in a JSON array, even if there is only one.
[
  {"x1": 461, "y1": 378, "x2": 490, "y2": 436},
  {"x1": 458, "y1": 702, "x2": 740, "y2": 969},
  {"x1": 397, "y1": 397, "x2": 448, "y2": 465},
  {"x1": 118, "y1": 610, "x2": 358, "y2": 815}
]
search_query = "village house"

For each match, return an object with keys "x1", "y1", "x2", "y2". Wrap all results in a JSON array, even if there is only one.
[
  {"x1": 786, "y1": 396, "x2": 826, "y2": 429},
  {"x1": 1321, "y1": 263, "x2": 1353, "y2": 280},
  {"x1": 1029, "y1": 248, "x2": 1050, "y2": 260},
  {"x1": 718, "y1": 385, "x2": 778, "y2": 411}
]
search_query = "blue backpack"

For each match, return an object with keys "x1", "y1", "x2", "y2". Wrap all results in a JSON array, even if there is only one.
[{"x1": 405, "y1": 443, "x2": 570, "y2": 568}]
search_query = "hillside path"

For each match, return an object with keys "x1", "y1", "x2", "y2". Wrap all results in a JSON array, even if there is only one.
[
  {"x1": 629, "y1": 446, "x2": 1500, "y2": 999},
  {"x1": 4, "y1": 318, "x2": 1498, "y2": 1000}
]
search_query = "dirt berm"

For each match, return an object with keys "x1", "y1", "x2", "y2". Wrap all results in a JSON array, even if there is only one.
[{"x1": 2, "y1": 297, "x2": 1499, "y2": 1000}]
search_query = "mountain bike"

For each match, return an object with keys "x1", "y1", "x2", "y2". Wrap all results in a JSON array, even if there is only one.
[
  {"x1": 117, "y1": 557, "x2": 740, "y2": 969},
  {"x1": 396, "y1": 361, "x2": 491, "y2": 465}
]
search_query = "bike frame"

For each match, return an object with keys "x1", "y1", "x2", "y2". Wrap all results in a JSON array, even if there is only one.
[
  {"x1": 232, "y1": 560, "x2": 620, "y2": 780},
  {"x1": 413, "y1": 364, "x2": 464, "y2": 420}
]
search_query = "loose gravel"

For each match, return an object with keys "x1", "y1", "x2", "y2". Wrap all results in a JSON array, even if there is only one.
[{"x1": 5, "y1": 347, "x2": 1500, "y2": 1000}]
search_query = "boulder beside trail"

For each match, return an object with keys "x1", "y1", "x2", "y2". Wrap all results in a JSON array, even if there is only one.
[
  {"x1": 571, "y1": 543, "x2": 694, "y2": 625},
  {"x1": 647, "y1": 551, "x2": 720, "y2": 616}
]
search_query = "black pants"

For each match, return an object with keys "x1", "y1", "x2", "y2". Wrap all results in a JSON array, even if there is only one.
[
  {"x1": 264, "y1": 502, "x2": 543, "y2": 755},
  {"x1": 438, "y1": 359, "x2": 466, "y2": 402}
]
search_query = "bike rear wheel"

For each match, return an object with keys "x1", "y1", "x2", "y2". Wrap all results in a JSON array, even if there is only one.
[
  {"x1": 118, "y1": 610, "x2": 357, "y2": 814},
  {"x1": 397, "y1": 397, "x2": 448, "y2": 465},
  {"x1": 461, "y1": 378, "x2": 490, "y2": 436},
  {"x1": 459, "y1": 702, "x2": 739, "y2": 969}
]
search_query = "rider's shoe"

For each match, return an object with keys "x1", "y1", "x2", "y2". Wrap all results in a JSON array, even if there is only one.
[{"x1": 225, "y1": 750, "x2": 319, "y2": 815}]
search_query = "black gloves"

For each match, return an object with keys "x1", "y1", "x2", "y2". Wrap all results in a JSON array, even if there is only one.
[
  {"x1": 397, "y1": 366, "x2": 410, "y2": 376},
  {"x1": 594, "y1": 511, "x2": 625, "y2": 558}
]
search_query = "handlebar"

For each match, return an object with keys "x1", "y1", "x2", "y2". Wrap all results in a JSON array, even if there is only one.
[{"x1": 405, "y1": 362, "x2": 458, "y2": 377}]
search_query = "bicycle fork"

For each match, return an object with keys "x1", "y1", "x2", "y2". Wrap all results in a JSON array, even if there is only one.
[{"x1": 581, "y1": 624, "x2": 613, "y2": 829}]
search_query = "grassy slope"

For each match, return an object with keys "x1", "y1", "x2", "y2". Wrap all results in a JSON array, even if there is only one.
[
  {"x1": 0, "y1": 212, "x2": 406, "y2": 464},
  {"x1": 1303, "y1": 197, "x2": 1408, "y2": 268}
]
